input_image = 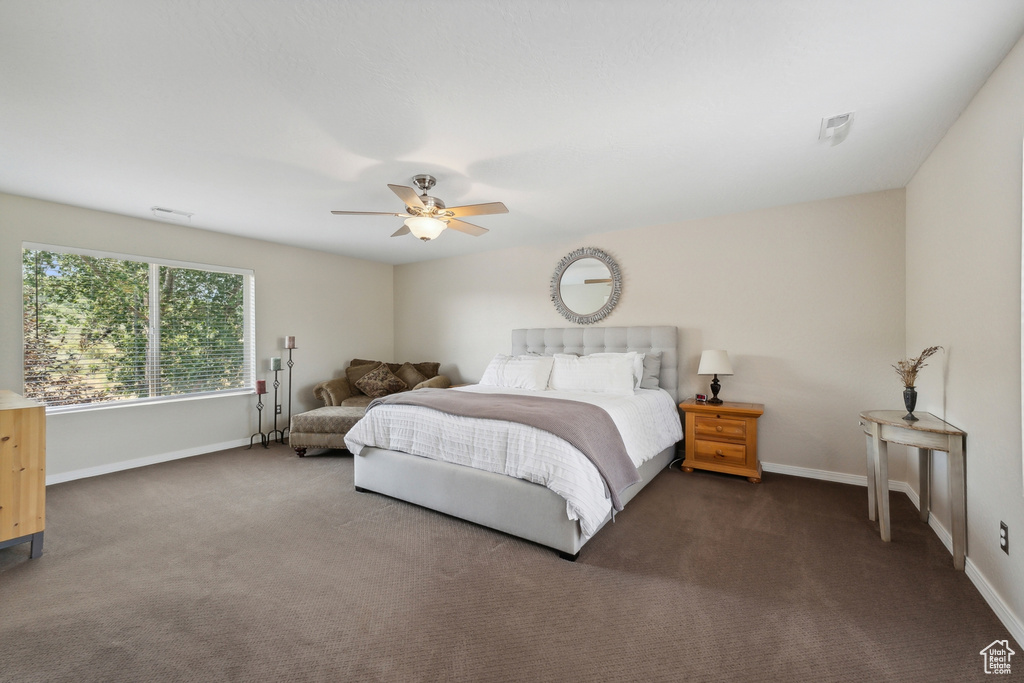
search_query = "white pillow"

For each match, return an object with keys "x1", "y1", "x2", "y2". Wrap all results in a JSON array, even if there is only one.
[
  {"x1": 548, "y1": 353, "x2": 635, "y2": 395},
  {"x1": 478, "y1": 354, "x2": 554, "y2": 391},
  {"x1": 589, "y1": 352, "x2": 644, "y2": 388}
]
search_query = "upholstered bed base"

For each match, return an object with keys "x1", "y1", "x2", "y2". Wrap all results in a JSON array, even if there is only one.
[
  {"x1": 355, "y1": 443, "x2": 674, "y2": 559},
  {"x1": 353, "y1": 325, "x2": 679, "y2": 559}
]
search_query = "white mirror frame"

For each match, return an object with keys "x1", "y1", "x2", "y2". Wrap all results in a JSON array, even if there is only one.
[{"x1": 550, "y1": 247, "x2": 622, "y2": 325}]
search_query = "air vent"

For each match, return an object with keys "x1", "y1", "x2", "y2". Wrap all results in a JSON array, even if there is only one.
[
  {"x1": 151, "y1": 206, "x2": 193, "y2": 223},
  {"x1": 819, "y1": 112, "x2": 855, "y2": 146}
]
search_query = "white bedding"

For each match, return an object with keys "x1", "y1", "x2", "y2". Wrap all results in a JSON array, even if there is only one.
[{"x1": 344, "y1": 385, "x2": 682, "y2": 538}]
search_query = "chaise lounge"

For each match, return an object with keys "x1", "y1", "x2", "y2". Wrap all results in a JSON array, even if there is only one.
[{"x1": 289, "y1": 358, "x2": 450, "y2": 456}]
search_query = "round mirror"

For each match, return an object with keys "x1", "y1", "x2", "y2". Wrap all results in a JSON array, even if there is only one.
[{"x1": 550, "y1": 247, "x2": 622, "y2": 324}]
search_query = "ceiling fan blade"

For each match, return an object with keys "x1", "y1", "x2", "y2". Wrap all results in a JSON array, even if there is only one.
[
  {"x1": 446, "y1": 218, "x2": 489, "y2": 237},
  {"x1": 391, "y1": 225, "x2": 411, "y2": 237},
  {"x1": 331, "y1": 210, "x2": 410, "y2": 217},
  {"x1": 388, "y1": 184, "x2": 425, "y2": 210},
  {"x1": 445, "y1": 201, "x2": 509, "y2": 218}
]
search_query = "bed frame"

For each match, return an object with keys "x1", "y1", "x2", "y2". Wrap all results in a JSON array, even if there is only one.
[{"x1": 353, "y1": 326, "x2": 679, "y2": 560}]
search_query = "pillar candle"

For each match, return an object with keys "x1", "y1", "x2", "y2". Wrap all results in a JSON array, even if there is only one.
[
  {"x1": 285, "y1": 336, "x2": 296, "y2": 349},
  {"x1": 256, "y1": 380, "x2": 267, "y2": 394},
  {"x1": 270, "y1": 357, "x2": 281, "y2": 371}
]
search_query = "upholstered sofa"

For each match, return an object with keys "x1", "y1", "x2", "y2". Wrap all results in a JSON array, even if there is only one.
[
  {"x1": 289, "y1": 359, "x2": 450, "y2": 456},
  {"x1": 312, "y1": 358, "x2": 451, "y2": 408}
]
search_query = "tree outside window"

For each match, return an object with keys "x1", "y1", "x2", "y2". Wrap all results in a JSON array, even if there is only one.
[{"x1": 23, "y1": 247, "x2": 253, "y2": 410}]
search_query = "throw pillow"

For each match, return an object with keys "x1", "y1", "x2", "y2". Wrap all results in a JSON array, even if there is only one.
[
  {"x1": 639, "y1": 351, "x2": 662, "y2": 390},
  {"x1": 412, "y1": 361, "x2": 440, "y2": 379},
  {"x1": 395, "y1": 362, "x2": 428, "y2": 389},
  {"x1": 352, "y1": 358, "x2": 439, "y2": 379},
  {"x1": 352, "y1": 359, "x2": 403, "y2": 378},
  {"x1": 346, "y1": 361, "x2": 382, "y2": 394},
  {"x1": 354, "y1": 362, "x2": 408, "y2": 399}
]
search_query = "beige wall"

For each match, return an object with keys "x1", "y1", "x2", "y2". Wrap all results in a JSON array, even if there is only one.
[
  {"x1": 906, "y1": 35, "x2": 1024, "y2": 636},
  {"x1": 395, "y1": 189, "x2": 907, "y2": 479},
  {"x1": 0, "y1": 193, "x2": 394, "y2": 478}
]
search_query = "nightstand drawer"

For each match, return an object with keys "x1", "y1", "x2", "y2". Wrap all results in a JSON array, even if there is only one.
[
  {"x1": 692, "y1": 439, "x2": 747, "y2": 466},
  {"x1": 694, "y1": 416, "x2": 747, "y2": 441}
]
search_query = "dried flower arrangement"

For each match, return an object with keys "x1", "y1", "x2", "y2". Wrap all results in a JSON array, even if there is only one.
[{"x1": 892, "y1": 346, "x2": 942, "y2": 387}]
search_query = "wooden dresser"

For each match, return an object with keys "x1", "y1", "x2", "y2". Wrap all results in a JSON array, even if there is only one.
[
  {"x1": 0, "y1": 391, "x2": 45, "y2": 558},
  {"x1": 680, "y1": 398, "x2": 764, "y2": 483}
]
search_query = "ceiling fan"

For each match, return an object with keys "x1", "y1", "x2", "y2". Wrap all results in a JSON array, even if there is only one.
[{"x1": 331, "y1": 174, "x2": 508, "y2": 241}]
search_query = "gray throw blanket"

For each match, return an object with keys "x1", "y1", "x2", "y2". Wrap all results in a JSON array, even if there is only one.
[{"x1": 367, "y1": 389, "x2": 640, "y2": 510}]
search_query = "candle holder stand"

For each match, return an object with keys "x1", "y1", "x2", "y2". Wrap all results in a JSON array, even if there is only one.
[
  {"x1": 284, "y1": 347, "x2": 296, "y2": 440},
  {"x1": 269, "y1": 368, "x2": 285, "y2": 444},
  {"x1": 248, "y1": 393, "x2": 269, "y2": 449}
]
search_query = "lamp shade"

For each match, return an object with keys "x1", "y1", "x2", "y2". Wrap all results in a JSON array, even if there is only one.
[
  {"x1": 697, "y1": 350, "x2": 733, "y2": 376},
  {"x1": 405, "y1": 216, "x2": 446, "y2": 241}
]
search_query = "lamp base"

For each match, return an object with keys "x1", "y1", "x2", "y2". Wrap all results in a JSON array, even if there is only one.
[{"x1": 707, "y1": 374, "x2": 723, "y2": 405}]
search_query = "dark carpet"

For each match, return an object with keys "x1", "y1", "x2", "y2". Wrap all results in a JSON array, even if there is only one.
[{"x1": 0, "y1": 444, "x2": 1017, "y2": 682}]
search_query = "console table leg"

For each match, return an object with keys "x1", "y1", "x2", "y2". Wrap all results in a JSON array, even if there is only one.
[
  {"x1": 872, "y1": 423, "x2": 891, "y2": 542},
  {"x1": 864, "y1": 430, "x2": 877, "y2": 522},
  {"x1": 949, "y1": 439, "x2": 967, "y2": 570},
  {"x1": 918, "y1": 448, "x2": 931, "y2": 523}
]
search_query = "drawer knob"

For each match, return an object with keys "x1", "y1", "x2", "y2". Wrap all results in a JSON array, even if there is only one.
[
  {"x1": 715, "y1": 449, "x2": 724, "y2": 456},
  {"x1": 716, "y1": 425, "x2": 723, "y2": 432}
]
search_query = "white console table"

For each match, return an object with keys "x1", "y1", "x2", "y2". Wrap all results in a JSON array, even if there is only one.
[{"x1": 859, "y1": 410, "x2": 966, "y2": 570}]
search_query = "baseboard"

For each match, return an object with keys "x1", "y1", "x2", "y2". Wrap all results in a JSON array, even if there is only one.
[
  {"x1": 932, "y1": 518, "x2": 1024, "y2": 646},
  {"x1": 966, "y1": 559, "x2": 1024, "y2": 648},
  {"x1": 761, "y1": 460, "x2": 908, "y2": 492},
  {"x1": 763, "y1": 460, "x2": 1023, "y2": 648},
  {"x1": 925, "y1": 508, "x2": 953, "y2": 553},
  {"x1": 45, "y1": 438, "x2": 250, "y2": 485},
  {"x1": 897, "y1": 481, "x2": 920, "y2": 510}
]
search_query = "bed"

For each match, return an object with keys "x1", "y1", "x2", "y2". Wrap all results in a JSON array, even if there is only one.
[{"x1": 345, "y1": 326, "x2": 680, "y2": 560}]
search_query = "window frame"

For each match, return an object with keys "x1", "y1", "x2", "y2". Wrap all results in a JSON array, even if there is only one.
[{"x1": 22, "y1": 242, "x2": 256, "y2": 414}]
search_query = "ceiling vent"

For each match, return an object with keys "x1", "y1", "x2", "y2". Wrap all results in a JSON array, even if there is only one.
[
  {"x1": 150, "y1": 206, "x2": 193, "y2": 223},
  {"x1": 819, "y1": 112, "x2": 855, "y2": 146}
]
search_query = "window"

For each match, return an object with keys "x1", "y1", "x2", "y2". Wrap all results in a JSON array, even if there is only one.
[{"x1": 22, "y1": 244, "x2": 254, "y2": 411}]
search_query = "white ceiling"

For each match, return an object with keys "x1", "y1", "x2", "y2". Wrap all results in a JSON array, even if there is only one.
[{"x1": 3, "y1": 1, "x2": 1024, "y2": 265}]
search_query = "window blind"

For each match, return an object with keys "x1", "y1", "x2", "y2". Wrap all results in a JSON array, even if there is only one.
[{"x1": 22, "y1": 245, "x2": 254, "y2": 410}]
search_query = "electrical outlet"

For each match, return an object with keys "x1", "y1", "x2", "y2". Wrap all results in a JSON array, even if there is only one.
[
  {"x1": 275, "y1": 405, "x2": 282, "y2": 415},
  {"x1": 1000, "y1": 522, "x2": 1009, "y2": 555}
]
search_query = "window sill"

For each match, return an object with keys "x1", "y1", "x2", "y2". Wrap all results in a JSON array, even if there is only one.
[{"x1": 44, "y1": 388, "x2": 253, "y2": 415}]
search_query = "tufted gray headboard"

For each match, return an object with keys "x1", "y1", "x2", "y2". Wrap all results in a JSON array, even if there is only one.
[{"x1": 511, "y1": 326, "x2": 679, "y2": 402}]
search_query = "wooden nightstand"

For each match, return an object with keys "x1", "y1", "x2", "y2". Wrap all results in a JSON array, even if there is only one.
[{"x1": 680, "y1": 399, "x2": 764, "y2": 483}]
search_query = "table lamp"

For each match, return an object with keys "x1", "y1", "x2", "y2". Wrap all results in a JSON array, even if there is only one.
[{"x1": 697, "y1": 350, "x2": 733, "y2": 405}]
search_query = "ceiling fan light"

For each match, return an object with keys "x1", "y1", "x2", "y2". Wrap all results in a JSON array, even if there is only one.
[{"x1": 405, "y1": 216, "x2": 446, "y2": 241}]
